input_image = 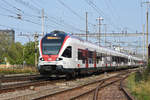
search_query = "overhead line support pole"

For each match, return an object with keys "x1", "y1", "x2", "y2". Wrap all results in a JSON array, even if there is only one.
[
  {"x1": 146, "y1": 9, "x2": 149, "y2": 63},
  {"x1": 142, "y1": 1, "x2": 150, "y2": 63},
  {"x1": 42, "y1": 9, "x2": 44, "y2": 36},
  {"x1": 86, "y1": 12, "x2": 88, "y2": 41},
  {"x1": 34, "y1": 33, "x2": 38, "y2": 67},
  {"x1": 143, "y1": 24, "x2": 145, "y2": 60},
  {"x1": 104, "y1": 24, "x2": 107, "y2": 47},
  {"x1": 96, "y1": 17, "x2": 103, "y2": 46}
]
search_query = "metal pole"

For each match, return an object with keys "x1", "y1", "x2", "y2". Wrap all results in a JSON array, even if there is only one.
[
  {"x1": 23, "y1": 47, "x2": 25, "y2": 68},
  {"x1": 104, "y1": 24, "x2": 107, "y2": 47},
  {"x1": 96, "y1": 17, "x2": 103, "y2": 46},
  {"x1": 146, "y1": 10, "x2": 149, "y2": 62},
  {"x1": 34, "y1": 33, "x2": 38, "y2": 67},
  {"x1": 42, "y1": 9, "x2": 44, "y2": 36},
  {"x1": 142, "y1": 1, "x2": 150, "y2": 63},
  {"x1": 143, "y1": 24, "x2": 145, "y2": 60},
  {"x1": 98, "y1": 17, "x2": 101, "y2": 46},
  {"x1": 86, "y1": 12, "x2": 88, "y2": 41}
]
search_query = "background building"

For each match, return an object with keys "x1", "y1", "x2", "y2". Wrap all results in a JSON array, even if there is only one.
[{"x1": 0, "y1": 29, "x2": 15, "y2": 44}]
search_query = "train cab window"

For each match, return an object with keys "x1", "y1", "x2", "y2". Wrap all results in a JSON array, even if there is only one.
[{"x1": 62, "y1": 46, "x2": 72, "y2": 58}]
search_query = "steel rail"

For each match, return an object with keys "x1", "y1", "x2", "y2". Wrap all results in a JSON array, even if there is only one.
[
  {"x1": 92, "y1": 74, "x2": 136, "y2": 100},
  {"x1": 93, "y1": 81, "x2": 105, "y2": 100},
  {"x1": 32, "y1": 70, "x2": 131, "y2": 100},
  {"x1": 120, "y1": 76, "x2": 136, "y2": 100},
  {"x1": 0, "y1": 77, "x2": 65, "y2": 94},
  {"x1": 1, "y1": 74, "x2": 41, "y2": 83},
  {"x1": 70, "y1": 77, "x2": 125, "y2": 100}
]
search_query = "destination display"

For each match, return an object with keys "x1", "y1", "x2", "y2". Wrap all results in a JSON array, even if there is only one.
[{"x1": 47, "y1": 36, "x2": 61, "y2": 39}]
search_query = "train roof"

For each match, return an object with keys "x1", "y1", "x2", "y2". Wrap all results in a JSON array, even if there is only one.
[{"x1": 45, "y1": 31, "x2": 143, "y2": 61}]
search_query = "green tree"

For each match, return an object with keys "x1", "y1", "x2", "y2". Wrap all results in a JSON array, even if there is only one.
[
  {"x1": 0, "y1": 34, "x2": 10, "y2": 63},
  {"x1": 4, "y1": 42, "x2": 24, "y2": 64},
  {"x1": 24, "y1": 42, "x2": 35, "y2": 66},
  {"x1": 0, "y1": 39, "x2": 38, "y2": 66}
]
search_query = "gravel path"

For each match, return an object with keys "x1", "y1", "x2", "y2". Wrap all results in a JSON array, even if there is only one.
[{"x1": 98, "y1": 81, "x2": 128, "y2": 100}]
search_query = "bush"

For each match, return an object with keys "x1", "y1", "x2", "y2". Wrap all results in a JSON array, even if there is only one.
[
  {"x1": 135, "y1": 71, "x2": 142, "y2": 83},
  {"x1": 127, "y1": 73, "x2": 150, "y2": 100},
  {"x1": 142, "y1": 59, "x2": 150, "y2": 81},
  {"x1": 127, "y1": 59, "x2": 150, "y2": 100}
]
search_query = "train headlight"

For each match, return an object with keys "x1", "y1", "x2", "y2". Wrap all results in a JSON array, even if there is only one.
[
  {"x1": 56, "y1": 58, "x2": 63, "y2": 61},
  {"x1": 40, "y1": 57, "x2": 44, "y2": 61}
]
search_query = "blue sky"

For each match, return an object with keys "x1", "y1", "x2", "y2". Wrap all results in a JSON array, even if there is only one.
[{"x1": 0, "y1": 0, "x2": 148, "y2": 51}]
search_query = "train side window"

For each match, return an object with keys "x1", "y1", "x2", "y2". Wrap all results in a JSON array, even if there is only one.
[
  {"x1": 62, "y1": 46, "x2": 72, "y2": 58},
  {"x1": 112, "y1": 56, "x2": 117, "y2": 62},
  {"x1": 78, "y1": 49, "x2": 86, "y2": 64},
  {"x1": 88, "y1": 51, "x2": 93, "y2": 64},
  {"x1": 78, "y1": 49, "x2": 83, "y2": 60}
]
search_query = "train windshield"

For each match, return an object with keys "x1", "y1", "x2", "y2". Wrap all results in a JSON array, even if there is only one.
[
  {"x1": 41, "y1": 32, "x2": 67, "y2": 55},
  {"x1": 42, "y1": 43, "x2": 62, "y2": 55}
]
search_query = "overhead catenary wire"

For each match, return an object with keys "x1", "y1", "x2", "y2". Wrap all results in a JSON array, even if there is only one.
[
  {"x1": 14, "y1": 0, "x2": 86, "y2": 33},
  {"x1": 104, "y1": 0, "x2": 121, "y2": 27},
  {"x1": 1, "y1": 0, "x2": 41, "y2": 19},
  {"x1": 84, "y1": 0, "x2": 122, "y2": 32},
  {"x1": 0, "y1": 5, "x2": 18, "y2": 15},
  {"x1": 46, "y1": 17, "x2": 85, "y2": 32},
  {"x1": 14, "y1": 0, "x2": 41, "y2": 14},
  {"x1": 0, "y1": 0, "x2": 41, "y2": 21},
  {"x1": 0, "y1": 1, "x2": 43, "y2": 35},
  {"x1": 57, "y1": 0, "x2": 95, "y2": 27},
  {"x1": 1, "y1": 0, "x2": 22, "y2": 12},
  {"x1": 0, "y1": 24, "x2": 40, "y2": 32},
  {"x1": 0, "y1": 0, "x2": 62, "y2": 31},
  {"x1": 0, "y1": 2, "x2": 80, "y2": 33},
  {"x1": 30, "y1": 0, "x2": 43, "y2": 8},
  {"x1": 0, "y1": 0, "x2": 88, "y2": 41},
  {"x1": 83, "y1": 0, "x2": 139, "y2": 52},
  {"x1": 57, "y1": 0, "x2": 84, "y2": 20}
]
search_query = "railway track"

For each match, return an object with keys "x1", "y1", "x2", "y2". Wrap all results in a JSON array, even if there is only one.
[
  {"x1": 120, "y1": 77, "x2": 136, "y2": 100},
  {"x1": 0, "y1": 74, "x2": 43, "y2": 93},
  {"x1": 31, "y1": 70, "x2": 136, "y2": 100},
  {"x1": 0, "y1": 74, "x2": 41, "y2": 83},
  {"x1": 69, "y1": 72, "x2": 135, "y2": 100},
  {"x1": 0, "y1": 68, "x2": 139, "y2": 100},
  {"x1": 0, "y1": 76, "x2": 65, "y2": 94}
]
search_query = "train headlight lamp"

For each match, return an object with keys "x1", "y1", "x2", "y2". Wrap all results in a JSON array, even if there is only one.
[
  {"x1": 56, "y1": 58, "x2": 63, "y2": 61},
  {"x1": 40, "y1": 57, "x2": 44, "y2": 61}
]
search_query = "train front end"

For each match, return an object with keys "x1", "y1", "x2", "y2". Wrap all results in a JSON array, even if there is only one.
[{"x1": 38, "y1": 31, "x2": 68, "y2": 75}]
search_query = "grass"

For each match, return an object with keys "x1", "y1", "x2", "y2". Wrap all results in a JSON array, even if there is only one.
[
  {"x1": 127, "y1": 73, "x2": 150, "y2": 100},
  {"x1": 0, "y1": 66, "x2": 38, "y2": 75}
]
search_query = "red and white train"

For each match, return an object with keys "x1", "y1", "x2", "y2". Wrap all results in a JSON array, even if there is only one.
[{"x1": 38, "y1": 30, "x2": 144, "y2": 77}]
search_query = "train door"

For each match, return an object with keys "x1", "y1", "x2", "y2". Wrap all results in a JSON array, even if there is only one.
[
  {"x1": 128, "y1": 56, "x2": 131, "y2": 66},
  {"x1": 78, "y1": 49, "x2": 84, "y2": 68},
  {"x1": 61, "y1": 46, "x2": 73, "y2": 68},
  {"x1": 102, "y1": 53, "x2": 106, "y2": 67},
  {"x1": 93, "y1": 51, "x2": 96, "y2": 68},
  {"x1": 85, "y1": 49, "x2": 88, "y2": 68},
  {"x1": 106, "y1": 54, "x2": 112, "y2": 67}
]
